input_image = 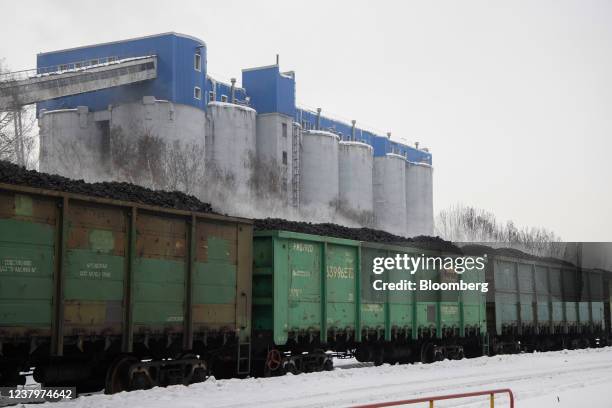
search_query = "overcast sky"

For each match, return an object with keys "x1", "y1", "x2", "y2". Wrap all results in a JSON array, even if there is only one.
[{"x1": 2, "y1": 0, "x2": 611, "y2": 240}]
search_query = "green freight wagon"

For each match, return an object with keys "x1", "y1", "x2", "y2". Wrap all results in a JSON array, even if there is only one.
[
  {"x1": 251, "y1": 230, "x2": 487, "y2": 374},
  {"x1": 358, "y1": 242, "x2": 486, "y2": 363},
  {"x1": 252, "y1": 230, "x2": 360, "y2": 374},
  {"x1": 480, "y1": 251, "x2": 608, "y2": 353},
  {"x1": 0, "y1": 183, "x2": 253, "y2": 392}
]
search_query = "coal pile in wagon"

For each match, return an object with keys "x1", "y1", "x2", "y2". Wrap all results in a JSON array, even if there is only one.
[
  {"x1": 254, "y1": 218, "x2": 460, "y2": 252},
  {"x1": 0, "y1": 161, "x2": 213, "y2": 213}
]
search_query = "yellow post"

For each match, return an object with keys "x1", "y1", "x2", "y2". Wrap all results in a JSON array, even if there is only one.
[
  {"x1": 429, "y1": 401, "x2": 434, "y2": 408},
  {"x1": 490, "y1": 393, "x2": 495, "y2": 408}
]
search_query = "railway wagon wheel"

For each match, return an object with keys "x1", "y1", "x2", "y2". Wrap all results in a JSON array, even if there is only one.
[
  {"x1": 263, "y1": 350, "x2": 283, "y2": 377},
  {"x1": 311, "y1": 349, "x2": 327, "y2": 372},
  {"x1": 420, "y1": 342, "x2": 444, "y2": 363},
  {"x1": 372, "y1": 347, "x2": 385, "y2": 366},
  {"x1": 105, "y1": 356, "x2": 138, "y2": 394},
  {"x1": 323, "y1": 358, "x2": 334, "y2": 371},
  {"x1": 283, "y1": 360, "x2": 300, "y2": 375},
  {"x1": 177, "y1": 353, "x2": 208, "y2": 385}
]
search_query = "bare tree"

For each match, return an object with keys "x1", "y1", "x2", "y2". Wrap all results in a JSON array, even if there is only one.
[
  {"x1": 164, "y1": 140, "x2": 205, "y2": 195},
  {"x1": 0, "y1": 59, "x2": 38, "y2": 168},
  {"x1": 110, "y1": 125, "x2": 205, "y2": 194},
  {"x1": 436, "y1": 203, "x2": 563, "y2": 256},
  {"x1": 110, "y1": 126, "x2": 164, "y2": 188}
]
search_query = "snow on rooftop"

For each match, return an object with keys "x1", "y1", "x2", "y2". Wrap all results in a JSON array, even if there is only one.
[
  {"x1": 32, "y1": 55, "x2": 155, "y2": 79},
  {"x1": 208, "y1": 101, "x2": 256, "y2": 113},
  {"x1": 339, "y1": 140, "x2": 374, "y2": 151},
  {"x1": 303, "y1": 129, "x2": 341, "y2": 140}
]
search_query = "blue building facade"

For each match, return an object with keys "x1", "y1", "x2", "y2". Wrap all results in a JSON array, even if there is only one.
[
  {"x1": 37, "y1": 33, "x2": 208, "y2": 113},
  {"x1": 36, "y1": 32, "x2": 431, "y2": 165},
  {"x1": 294, "y1": 109, "x2": 432, "y2": 164}
]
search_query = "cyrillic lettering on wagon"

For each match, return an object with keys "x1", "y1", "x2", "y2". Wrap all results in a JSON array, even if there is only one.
[
  {"x1": 0, "y1": 259, "x2": 37, "y2": 273},
  {"x1": 326, "y1": 265, "x2": 354, "y2": 279}
]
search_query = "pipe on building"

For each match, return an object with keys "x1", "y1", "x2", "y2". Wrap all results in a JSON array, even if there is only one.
[
  {"x1": 316, "y1": 108, "x2": 321, "y2": 130},
  {"x1": 230, "y1": 78, "x2": 236, "y2": 104},
  {"x1": 351, "y1": 120, "x2": 356, "y2": 141}
]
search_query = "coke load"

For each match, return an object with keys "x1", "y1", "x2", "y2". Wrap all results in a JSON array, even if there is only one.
[{"x1": 0, "y1": 161, "x2": 213, "y2": 213}]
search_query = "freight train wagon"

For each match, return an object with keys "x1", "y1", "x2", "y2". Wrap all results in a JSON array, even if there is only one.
[
  {"x1": 0, "y1": 183, "x2": 253, "y2": 392},
  {"x1": 470, "y1": 248, "x2": 611, "y2": 353},
  {"x1": 251, "y1": 230, "x2": 486, "y2": 375}
]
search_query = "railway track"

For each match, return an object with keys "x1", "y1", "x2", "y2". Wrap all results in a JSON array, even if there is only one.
[{"x1": 5, "y1": 348, "x2": 611, "y2": 407}]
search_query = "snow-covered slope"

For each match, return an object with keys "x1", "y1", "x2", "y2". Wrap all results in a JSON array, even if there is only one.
[{"x1": 27, "y1": 347, "x2": 612, "y2": 408}]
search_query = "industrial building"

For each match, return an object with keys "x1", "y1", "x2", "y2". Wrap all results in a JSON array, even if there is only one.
[{"x1": 31, "y1": 32, "x2": 433, "y2": 237}]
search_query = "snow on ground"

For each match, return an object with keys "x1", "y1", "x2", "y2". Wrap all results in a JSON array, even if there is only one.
[{"x1": 24, "y1": 347, "x2": 612, "y2": 408}]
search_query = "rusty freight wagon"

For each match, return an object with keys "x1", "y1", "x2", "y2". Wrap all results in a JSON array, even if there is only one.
[{"x1": 0, "y1": 182, "x2": 253, "y2": 393}]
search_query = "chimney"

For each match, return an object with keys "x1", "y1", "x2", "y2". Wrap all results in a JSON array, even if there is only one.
[
  {"x1": 316, "y1": 108, "x2": 321, "y2": 130},
  {"x1": 387, "y1": 132, "x2": 391, "y2": 139},
  {"x1": 230, "y1": 78, "x2": 236, "y2": 103},
  {"x1": 276, "y1": 54, "x2": 279, "y2": 65},
  {"x1": 415, "y1": 141, "x2": 420, "y2": 150},
  {"x1": 351, "y1": 120, "x2": 356, "y2": 141}
]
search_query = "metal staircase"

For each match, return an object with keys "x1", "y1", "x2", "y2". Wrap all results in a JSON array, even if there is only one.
[
  {"x1": 482, "y1": 333, "x2": 491, "y2": 356},
  {"x1": 291, "y1": 122, "x2": 301, "y2": 208},
  {"x1": 236, "y1": 341, "x2": 251, "y2": 375},
  {"x1": 0, "y1": 55, "x2": 157, "y2": 109}
]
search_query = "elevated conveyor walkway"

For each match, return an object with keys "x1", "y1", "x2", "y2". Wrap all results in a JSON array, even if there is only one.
[{"x1": 0, "y1": 55, "x2": 157, "y2": 109}]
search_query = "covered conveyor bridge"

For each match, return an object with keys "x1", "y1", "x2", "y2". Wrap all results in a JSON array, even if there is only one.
[{"x1": 0, "y1": 55, "x2": 157, "y2": 109}]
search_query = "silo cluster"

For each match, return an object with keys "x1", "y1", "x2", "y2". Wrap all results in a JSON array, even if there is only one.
[
  {"x1": 35, "y1": 31, "x2": 435, "y2": 240},
  {"x1": 298, "y1": 132, "x2": 434, "y2": 238},
  {"x1": 39, "y1": 100, "x2": 434, "y2": 239}
]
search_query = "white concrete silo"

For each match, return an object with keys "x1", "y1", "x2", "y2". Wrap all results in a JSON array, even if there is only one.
[
  {"x1": 110, "y1": 96, "x2": 206, "y2": 146},
  {"x1": 39, "y1": 106, "x2": 107, "y2": 181},
  {"x1": 405, "y1": 161, "x2": 434, "y2": 237},
  {"x1": 338, "y1": 141, "x2": 374, "y2": 225},
  {"x1": 205, "y1": 101, "x2": 257, "y2": 198},
  {"x1": 254, "y1": 112, "x2": 295, "y2": 205},
  {"x1": 373, "y1": 153, "x2": 407, "y2": 237},
  {"x1": 300, "y1": 130, "x2": 340, "y2": 210},
  {"x1": 109, "y1": 96, "x2": 207, "y2": 192}
]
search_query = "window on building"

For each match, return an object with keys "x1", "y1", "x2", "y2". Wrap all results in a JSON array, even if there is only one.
[
  {"x1": 194, "y1": 52, "x2": 202, "y2": 71},
  {"x1": 221, "y1": 94, "x2": 228, "y2": 102},
  {"x1": 107, "y1": 56, "x2": 117, "y2": 63},
  {"x1": 282, "y1": 151, "x2": 288, "y2": 165},
  {"x1": 209, "y1": 91, "x2": 215, "y2": 102},
  {"x1": 194, "y1": 86, "x2": 202, "y2": 100},
  {"x1": 282, "y1": 123, "x2": 288, "y2": 138},
  {"x1": 59, "y1": 64, "x2": 68, "y2": 71},
  {"x1": 75, "y1": 62, "x2": 83, "y2": 69},
  {"x1": 90, "y1": 59, "x2": 99, "y2": 66}
]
